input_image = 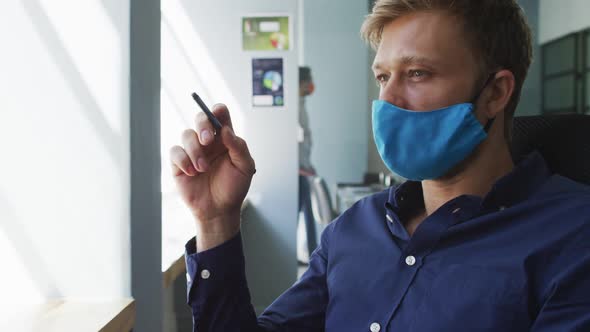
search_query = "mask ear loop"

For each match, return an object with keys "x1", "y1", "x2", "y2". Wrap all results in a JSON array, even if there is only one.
[
  {"x1": 483, "y1": 117, "x2": 495, "y2": 132},
  {"x1": 471, "y1": 72, "x2": 497, "y2": 133}
]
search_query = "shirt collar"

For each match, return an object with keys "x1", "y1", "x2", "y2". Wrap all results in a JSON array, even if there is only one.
[
  {"x1": 481, "y1": 150, "x2": 551, "y2": 210},
  {"x1": 386, "y1": 180, "x2": 422, "y2": 216},
  {"x1": 385, "y1": 150, "x2": 552, "y2": 215}
]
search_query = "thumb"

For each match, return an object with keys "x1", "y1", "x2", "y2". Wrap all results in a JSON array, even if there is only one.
[{"x1": 221, "y1": 126, "x2": 256, "y2": 177}]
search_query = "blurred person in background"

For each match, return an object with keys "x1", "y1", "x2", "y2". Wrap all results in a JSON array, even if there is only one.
[{"x1": 298, "y1": 66, "x2": 317, "y2": 263}]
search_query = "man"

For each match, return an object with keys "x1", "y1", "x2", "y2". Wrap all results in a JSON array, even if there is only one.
[
  {"x1": 169, "y1": 0, "x2": 590, "y2": 331},
  {"x1": 298, "y1": 66, "x2": 318, "y2": 262}
]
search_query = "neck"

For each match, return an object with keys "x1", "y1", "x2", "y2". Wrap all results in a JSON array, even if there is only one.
[{"x1": 421, "y1": 140, "x2": 514, "y2": 216}]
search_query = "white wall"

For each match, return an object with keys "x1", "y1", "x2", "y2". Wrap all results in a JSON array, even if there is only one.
[
  {"x1": 539, "y1": 0, "x2": 590, "y2": 44},
  {"x1": 162, "y1": 0, "x2": 300, "y2": 313},
  {"x1": 0, "y1": 0, "x2": 130, "y2": 312},
  {"x1": 303, "y1": 0, "x2": 370, "y2": 191}
]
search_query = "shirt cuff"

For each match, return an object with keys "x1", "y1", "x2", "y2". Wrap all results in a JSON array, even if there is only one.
[{"x1": 184, "y1": 232, "x2": 246, "y2": 305}]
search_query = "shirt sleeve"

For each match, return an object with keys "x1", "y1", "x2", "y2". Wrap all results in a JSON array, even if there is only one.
[
  {"x1": 530, "y1": 224, "x2": 590, "y2": 331},
  {"x1": 185, "y1": 224, "x2": 333, "y2": 332},
  {"x1": 185, "y1": 232, "x2": 260, "y2": 331},
  {"x1": 257, "y1": 222, "x2": 332, "y2": 331}
]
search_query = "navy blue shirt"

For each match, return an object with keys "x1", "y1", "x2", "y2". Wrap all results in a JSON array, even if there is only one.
[{"x1": 185, "y1": 151, "x2": 590, "y2": 331}]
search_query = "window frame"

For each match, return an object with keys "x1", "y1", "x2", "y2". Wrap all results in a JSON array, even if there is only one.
[
  {"x1": 583, "y1": 29, "x2": 589, "y2": 113},
  {"x1": 541, "y1": 29, "x2": 590, "y2": 115},
  {"x1": 541, "y1": 32, "x2": 578, "y2": 114}
]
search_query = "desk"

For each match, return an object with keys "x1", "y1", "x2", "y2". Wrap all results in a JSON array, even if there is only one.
[
  {"x1": 0, "y1": 298, "x2": 135, "y2": 332},
  {"x1": 162, "y1": 199, "x2": 250, "y2": 288}
]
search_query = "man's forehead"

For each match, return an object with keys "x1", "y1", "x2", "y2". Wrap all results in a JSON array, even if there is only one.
[
  {"x1": 371, "y1": 12, "x2": 474, "y2": 72},
  {"x1": 372, "y1": 53, "x2": 441, "y2": 71}
]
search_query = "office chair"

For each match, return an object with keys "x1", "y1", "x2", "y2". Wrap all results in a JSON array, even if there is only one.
[
  {"x1": 511, "y1": 114, "x2": 590, "y2": 185},
  {"x1": 309, "y1": 176, "x2": 337, "y2": 226}
]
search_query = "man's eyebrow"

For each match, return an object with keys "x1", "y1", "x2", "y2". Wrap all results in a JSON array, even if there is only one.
[
  {"x1": 372, "y1": 55, "x2": 438, "y2": 71},
  {"x1": 399, "y1": 55, "x2": 437, "y2": 66}
]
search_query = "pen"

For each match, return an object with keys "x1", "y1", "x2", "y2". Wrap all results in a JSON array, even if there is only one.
[{"x1": 191, "y1": 92, "x2": 223, "y2": 134}]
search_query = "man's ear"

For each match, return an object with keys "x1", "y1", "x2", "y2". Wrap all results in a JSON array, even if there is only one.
[{"x1": 483, "y1": 69, "x2": 515, "y2": 118}]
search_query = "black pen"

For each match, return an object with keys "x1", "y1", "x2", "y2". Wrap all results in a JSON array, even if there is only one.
[{"x1": 191, "y1": 92, "x2": 223, "y2": 134}]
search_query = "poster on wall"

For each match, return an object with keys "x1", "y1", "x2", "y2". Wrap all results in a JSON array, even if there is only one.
[
  {"x1": 252, "y1": 58, "x2": 284, "y2": 107},
  {"x1": 242, "y1": 15, "x2": 290, "y2": 51}
]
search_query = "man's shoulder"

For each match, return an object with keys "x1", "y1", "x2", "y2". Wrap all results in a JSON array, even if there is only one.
[
  {"x1": 536, "y1": 174, "x2": 590, "y2": 203},
  {"x1": 533, "y1": 176, "x2": 590, "y2": 286},
  {"x1": 530, "y1": 174, "x2": 590, "y2": 231}
]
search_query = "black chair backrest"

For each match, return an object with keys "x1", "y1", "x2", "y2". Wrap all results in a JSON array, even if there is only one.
[{"x1": 511, "y1": 114, "x2": 590, "y2": 185}]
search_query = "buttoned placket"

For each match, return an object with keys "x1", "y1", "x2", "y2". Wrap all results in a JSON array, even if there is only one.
[{"x1": 381, "y1": 196, "x2": 479, "y2": 330}]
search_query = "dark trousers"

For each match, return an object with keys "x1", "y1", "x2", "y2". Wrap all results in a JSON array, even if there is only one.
[{"x1": 299, "y1": 175, "x2": 318, "y2": 255}]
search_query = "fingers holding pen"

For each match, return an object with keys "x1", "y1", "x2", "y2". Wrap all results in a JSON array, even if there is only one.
[
  {"x1": 181, "y1": 129, "x2": 209, "y2": 173},
  {"x1": 170, "y1": 145, "x2": 196, "y2": 177},
  {"x1": 194, "y1": 103, "x2": 233, "y2": 146},
  {"x1": 185, "y1": 98, "x2": 254, "y2": 178},
  {"x1": 210, "y1": 104, "x2": 233, "y2": 129},
  {"x1": 171, "y1": 126, "x2": 255, "y2": 179},
  {"x1": 194, "y1": 111, "x2": 216, "y2": 146},
  {"x1": 169, "y1": 127, "x2": 212, "y2": 177},
  {"x1": 220, "y1": 126, "x2": 256, "y2": 177}
]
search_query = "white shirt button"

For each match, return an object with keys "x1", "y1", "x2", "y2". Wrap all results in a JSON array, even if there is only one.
[
  {"x1": 370, "y1": 322, "x2": 381, "y2": 332},
  {"x1": 405, "y1": 255, "x2": 416, "y2": 266},
  {"x1": 201, "y1": 269, "x2": 211, "y2": 279}
]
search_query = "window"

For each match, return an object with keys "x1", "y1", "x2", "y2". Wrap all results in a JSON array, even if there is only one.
[
  {"x1": 541, "y1": 29, "x2": 589, "y2": 114},
  {"x1": 585, "y1": 30, "x2": 590, "y2": 111}
]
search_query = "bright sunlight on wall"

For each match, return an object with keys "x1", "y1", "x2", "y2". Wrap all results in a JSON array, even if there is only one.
[
  {"x1": 0, "y1": 0, "x2": 130, "y2": 314},
  {"x1": 160, "y1": 0, "x2": 246, "y2": 270}
]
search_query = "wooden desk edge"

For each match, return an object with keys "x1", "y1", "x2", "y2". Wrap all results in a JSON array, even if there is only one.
[
  {"x1": 0, "y1": 298, "x2": 136, "y2": 332},
  {"x1": 100, "y1": 299, "x2": 135, "y2": 332}
]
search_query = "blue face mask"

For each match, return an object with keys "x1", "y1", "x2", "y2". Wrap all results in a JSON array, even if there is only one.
[{"x1": 372, "y1": 76, "x2": 495, "y2": 181}]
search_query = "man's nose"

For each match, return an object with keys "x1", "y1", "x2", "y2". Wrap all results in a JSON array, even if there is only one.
[{"x1": 379, "y1": 78, "x2": 407, "y2": 109}]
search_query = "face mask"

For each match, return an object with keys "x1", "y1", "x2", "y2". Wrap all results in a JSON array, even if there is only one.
[
  {"x1": 307, "y1": 82, "x2": 315, "y2": 95},
  {"x1": 299, "y1": 81, "x2": 315, "y2": 97},
  {"x1": 372, "y1": 75, "x2": 495, "y2": 181}
]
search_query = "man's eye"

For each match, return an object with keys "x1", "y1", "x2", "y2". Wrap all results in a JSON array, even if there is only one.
[
  {"x1": 408, "y1": 70, "x2": 428, "y2": 78},
  {"x1": 375, "y1": 74, "x2": 388, "y2": 86}
]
